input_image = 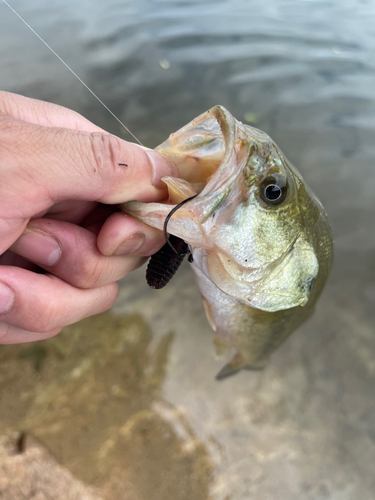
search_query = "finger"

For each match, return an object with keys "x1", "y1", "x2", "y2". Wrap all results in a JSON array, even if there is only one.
[
  {"x1": 10, "y1": 219, "x2": 147, "y2": 288},
  {"x1": 0, "y1": 217, "x2": 28, "y2": 257},
  {"x1": 0, "y1": 249, "x2": 39, "y2": 271},
  {"x1": 0, "y1": 267, "x2": 119, "y2": 333},
  {"x1": 97, "y1": 212, "x2": 166, "y2": 256},
  {"x1": 46, "y1": 200, "x2": 98, "y2": 224},
  {"x1": 81, "y1": 204, "x2": 118, "y2": 232},
  {"x1": 0, "y1": 114, "x2": 178, "y2": 213},
  {"x1": 0, "y1": 322, "x2": 62, "y2": 344},
  {"x1": 0, "y1": 91, "x2": 105, "y2": 132}
]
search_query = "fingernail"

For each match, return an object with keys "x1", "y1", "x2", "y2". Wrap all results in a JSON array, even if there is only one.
[
  {"x1": 113, "y1": 233, "x2": 145, "y2": 255},
  {"x1": 0, "y1": 282, "x2": 14, "y2": 314},
  {"x1": 147, "y1": 151, "x2": 179, "y2": 188},
  {"x1": 11, "y1": 227, "x2": 62, "y2": 267}
]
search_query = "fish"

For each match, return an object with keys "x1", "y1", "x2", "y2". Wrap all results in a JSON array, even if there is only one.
[{"x1": 122, "y1": 106, "x2": 333, "y2": 379}]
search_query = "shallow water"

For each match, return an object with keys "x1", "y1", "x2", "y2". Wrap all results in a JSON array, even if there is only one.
[{"x1": 1, "y1": 0, "x2": 375, "y2": 498}]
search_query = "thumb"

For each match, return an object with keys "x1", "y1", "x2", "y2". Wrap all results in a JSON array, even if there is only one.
[{"x1": 0, "y1": 115, "x2": 178, "y2": 217}]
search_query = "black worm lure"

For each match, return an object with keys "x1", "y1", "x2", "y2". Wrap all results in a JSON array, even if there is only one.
[
  {"x1": 146, "y1": 235, "x2": 189, "y2": 289},
  {"x1": 146, "y1": 195, "x2": 198, "y2": 289}
]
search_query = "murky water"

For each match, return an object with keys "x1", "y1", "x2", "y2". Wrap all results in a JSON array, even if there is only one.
[{"x1": 1, "y1": 0, "x2": 375, "y2": 498}]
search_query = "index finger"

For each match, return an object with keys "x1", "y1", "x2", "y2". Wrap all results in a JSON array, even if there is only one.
[{"x1": 0, "y1": 115, "x2": 178, "y2": 217}]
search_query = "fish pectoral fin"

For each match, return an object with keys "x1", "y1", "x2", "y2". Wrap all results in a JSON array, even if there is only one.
[
  {"x1": 215, "y1": 352, "x2": 266, "y2": 381},
  {"x1": 215, "y1": 362, "x2": 242, "y2": 381}
]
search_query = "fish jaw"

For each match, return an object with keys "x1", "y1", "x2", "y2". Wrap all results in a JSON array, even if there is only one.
[
  {"x1": 154, "y1": 105, "x2": 239, "y2": 194},
  {"x1": 121, "y1": 105, "x2": 250, "y2": 247}
]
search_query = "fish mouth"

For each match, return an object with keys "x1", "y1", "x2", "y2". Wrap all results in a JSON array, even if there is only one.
[
  {"x1": 155, "y1": 105, "x2": 241, "y2": 202},
  {"x1": 121, "y1": 106, "x2": 249, "y2": 245}
]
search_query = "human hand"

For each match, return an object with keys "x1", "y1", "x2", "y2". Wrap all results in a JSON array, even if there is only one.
[{"x1": 0, "y1": 91, "x2": 177, "y2": 344}]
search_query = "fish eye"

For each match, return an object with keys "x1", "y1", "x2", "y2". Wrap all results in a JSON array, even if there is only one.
[{"x1": 260, "y1": 174, "x2": 288, "y2": 205}]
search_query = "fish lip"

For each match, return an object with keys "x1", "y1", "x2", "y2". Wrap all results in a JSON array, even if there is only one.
[{"x1": 199, "y1": 106, "x2": 237, "y2": 197}]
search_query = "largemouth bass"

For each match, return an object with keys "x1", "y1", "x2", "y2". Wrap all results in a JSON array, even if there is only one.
[{"x1": 123, "y1": 106, "x2": 333, "y2": 379}]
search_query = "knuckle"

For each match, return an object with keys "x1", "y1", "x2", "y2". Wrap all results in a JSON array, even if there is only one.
[
  {"x1": 30, "y1": 302, "x2": 58, "y2": 333},
  {"x1": 72, "y1": 257, "x2": 103, "y2": 289},
  {"x1": 88, "y1": 132, "x2": 124, "y2": 177},
  {"x1": 0, "y1": 115, "x2": 20, "y2": 152},
  {"x1": 0, "y1": 116, "x2": 43, "y2": 174},
  {"x1": 0, "y1": 91, "x2": 20, "y2": 117}
]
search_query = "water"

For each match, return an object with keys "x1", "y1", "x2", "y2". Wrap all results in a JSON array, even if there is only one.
[{"x1": 1, "y1": 0, "x2": 375, "y2": 498}]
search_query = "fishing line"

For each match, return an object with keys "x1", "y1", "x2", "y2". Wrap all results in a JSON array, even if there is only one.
[
  {"x1": 163, "y1": 195, "x2": 198, "y2": 254},
  {"x1": 2, "y1": 0, "x2": 144, "y2": 146}
]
